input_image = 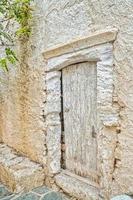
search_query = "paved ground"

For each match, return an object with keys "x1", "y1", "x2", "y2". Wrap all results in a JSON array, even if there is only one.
[
  {"x1": 0, "y1": 183, "x2": 67, "y2": 200},
  {"x1": 1, "y1": 183, "x2": 133, "y2": 200}
]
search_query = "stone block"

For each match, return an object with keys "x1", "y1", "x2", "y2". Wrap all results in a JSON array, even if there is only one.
[
  {"x1": 55, "y1": 172, "x2": 99, "y2": 200},
  {"x1": 0, "y1": 144, "x2": 45, "y2": 193}
]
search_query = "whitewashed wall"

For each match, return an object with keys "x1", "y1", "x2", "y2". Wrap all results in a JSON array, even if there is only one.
[{"x1": 0, "y1": 0, "x2": 133, "y2": 198}]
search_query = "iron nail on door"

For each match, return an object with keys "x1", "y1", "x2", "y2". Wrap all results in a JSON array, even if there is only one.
[{"x1": 64, "y1": 106, "x2": 70, "y2": 113}]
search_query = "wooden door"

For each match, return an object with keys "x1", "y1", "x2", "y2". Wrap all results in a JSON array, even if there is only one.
[{"x1": 62, "y1": 62, "x2": 97, "y2": 180}]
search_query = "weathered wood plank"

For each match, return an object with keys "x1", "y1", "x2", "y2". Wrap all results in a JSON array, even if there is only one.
[{"x1": 62, "y1": 62, "x2": 97, "y2": 179}]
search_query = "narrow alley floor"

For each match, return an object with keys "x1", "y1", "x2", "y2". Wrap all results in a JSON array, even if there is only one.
[{"x1": 0, "y1": 183, "x2": 68, "y2": 200}]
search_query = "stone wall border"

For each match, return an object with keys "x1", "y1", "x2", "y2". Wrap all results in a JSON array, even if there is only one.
[{"x1": 43, "y1": 29, "x2": 118, "y2": 198}]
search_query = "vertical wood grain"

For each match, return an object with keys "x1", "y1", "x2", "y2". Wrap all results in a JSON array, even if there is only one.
[{"x1": 62, "y1": 62, "x2": 97, "y2": 179}]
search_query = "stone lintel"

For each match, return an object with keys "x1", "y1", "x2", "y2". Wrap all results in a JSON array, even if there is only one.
[{"x1": 43, "y1": 29, "x2": 117, "y2": 59}]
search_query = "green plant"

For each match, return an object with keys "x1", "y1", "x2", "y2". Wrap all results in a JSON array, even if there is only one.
[{"x1": 0, "y1": 0, "x2": 32, "y2": 71}]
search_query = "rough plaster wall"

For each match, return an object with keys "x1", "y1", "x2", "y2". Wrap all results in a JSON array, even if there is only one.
[
  {"x1": 0, "y1": 0, "x2": 133, "y2": 198},
  {"x1": 43, "y1": 0, "x2": 133, "y2": 196},
  {"x1": 0, "y1": 1, "x2": 47, "y2": 165}
]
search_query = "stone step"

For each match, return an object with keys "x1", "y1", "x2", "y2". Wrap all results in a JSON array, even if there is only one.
[
  {"x1": 55, "y1": 170, "x2": 100, "y2": 200},
  {"x1": 0, "y1": 144, "x2": 45, "y2": 193}
]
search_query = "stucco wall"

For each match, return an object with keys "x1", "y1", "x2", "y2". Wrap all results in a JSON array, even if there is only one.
[
  {"x1": 43, "y1": 1, "x2": 133, "y2": 197},
  {"x1": 0, "y1": 1, "x2": 47, "y2": 164},
  {"x1": 0, "y1": 0, "x2": 133, "y2": 198}
]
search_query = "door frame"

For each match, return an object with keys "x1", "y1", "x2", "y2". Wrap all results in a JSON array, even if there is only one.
[{"x1": 43, "y1": 29, "x2": 118, "y2": 199}]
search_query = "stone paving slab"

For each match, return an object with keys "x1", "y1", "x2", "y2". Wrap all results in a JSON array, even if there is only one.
[
  {"x1": 111, "y1": 195, "x2": 133, "y2": 200},
  {"x1": 1, "y1": 183, "x2": 133, "y2": 200},
  {"x1": 0, "y1": 184, "x2": 67, "y2": 200}
]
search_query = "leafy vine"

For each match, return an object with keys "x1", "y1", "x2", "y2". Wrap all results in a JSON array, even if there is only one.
[{"x1": 0, "y1": 0, "x2": 33, "y2": 71}]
